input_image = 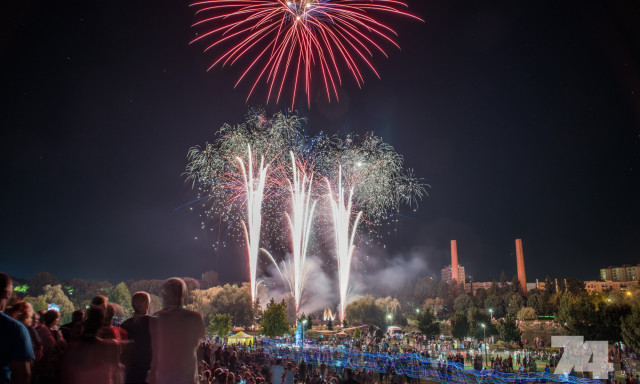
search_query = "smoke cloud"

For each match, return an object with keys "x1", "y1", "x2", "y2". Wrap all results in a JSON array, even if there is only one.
[
  {"x1": 259, "y1": 245, "x2": 434, "y2": 315},
  {"x1": 258, "y1": 254, "x2": 336, "y2": 315},
  {"x1": 348, "y1": 246, "x2": 432, "y2": 303}
]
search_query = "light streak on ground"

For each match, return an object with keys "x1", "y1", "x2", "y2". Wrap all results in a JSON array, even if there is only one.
[{"x1": 259, "y1": 341, "x2": 605, "y2": 384}]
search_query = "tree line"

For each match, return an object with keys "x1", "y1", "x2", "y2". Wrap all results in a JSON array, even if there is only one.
[{"x1": 10, "y1": 271, "x2": 640, "y2": 348}]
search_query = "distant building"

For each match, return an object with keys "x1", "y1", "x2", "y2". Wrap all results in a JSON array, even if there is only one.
[
  {"x1": 585, "y1": 280, "x2": 638, "y2": 293},
  {"x1": 599, "y1": 265, "x2": 640, "y2": 282},
  {"x1": 600, "y1": 268, "x2": 613, "y2": 282},
  {"x1": 442, "y1": 240, "x2": 466, "y2": 286},
  {"x1": 530, "y1": 279, "x2": 547, "y2": 291},
  {"x1": 200, "y1": 271, "x2": 219, "y2": 289},
  {"x1": 464, "y1": 281, "x2": 524, "y2": 295},
  {"x1": 441, "y1": 264, "x2": 465, "y2": 284},
  {"x1": 464, "y1": 281, "x2": 493, "y2": 295}
]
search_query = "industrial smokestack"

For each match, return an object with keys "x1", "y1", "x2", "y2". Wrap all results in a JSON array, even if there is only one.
[
  {"x1": 451, "y1": 240, "x2": 459, "y2": 283},
  {"x1": 515, "y1": 239, "x2": 527, "y2": 295}
]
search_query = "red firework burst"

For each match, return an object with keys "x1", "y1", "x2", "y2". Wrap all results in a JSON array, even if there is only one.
[{"x1": 190, "y1": 0, "x2": 421, "y2": 106}]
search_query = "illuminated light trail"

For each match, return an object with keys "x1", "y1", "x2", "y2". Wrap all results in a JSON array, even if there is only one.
[
  {"x1": 326, "y1": 166, "x2": 362, "y2": 323},
  {"x1": 236, "y1": 144, "x2": 270, "y2": 303},
  {"x1": 189, "y1": 0, "x2": 422, "y2": 106},
  {"x1": 260, "y1": 342, "x2": 606, "y2": 384}
]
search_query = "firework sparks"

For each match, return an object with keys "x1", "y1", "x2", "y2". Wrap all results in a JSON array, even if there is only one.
[
  {"x1": 189, "y1": 0, "x2": 422, "y2": 106},
  {"x1": 284, "y1": 151, "x2": 316, "y2": 313},
  {"x1": 322, "y1": 133, "x2": 426, "y2": 320},
  {"x1": 237, "y1": 145, "x2": 270, "y2": 303},
  {"x1": 326, "y1": 167, "x2": 362, "y2": 322},
  {"x1": 185, "y1": 111, "x2": 427, "y2": 311}
]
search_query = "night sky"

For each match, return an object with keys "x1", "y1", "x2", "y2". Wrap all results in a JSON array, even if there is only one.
[{"x1": 1, "y1": 0, "x2": 639, "y2": 284}]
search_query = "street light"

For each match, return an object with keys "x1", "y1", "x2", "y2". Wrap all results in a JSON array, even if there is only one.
[
  {"x1": 489, "y1": 308, "x2": 493, "y2": 320},
  {"x1": 416, "y1": 308, "x2": 420, "y2": 314},
  {"x1": 481, "y1": 323, "x2": 487, "y2": 368},
  {"x1": 301, "y1": 319, "x2": 308, "y2": 347}
]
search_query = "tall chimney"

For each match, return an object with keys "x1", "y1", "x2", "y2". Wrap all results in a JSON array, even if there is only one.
[
  {"x1": 515, "y1": 239, "x2": 527, "y2": 295},
  {"x1": 451, "y1": 240, "x2": 459, "y2": 283}
]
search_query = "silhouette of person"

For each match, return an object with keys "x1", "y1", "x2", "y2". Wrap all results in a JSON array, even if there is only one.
[{"x1": 148, "y1": 278, "x2": 205, "y2": 384}]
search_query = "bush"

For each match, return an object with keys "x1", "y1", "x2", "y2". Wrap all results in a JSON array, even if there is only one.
[{"x1": 517, "y1": 307, "x2": 537, "y2": 320}]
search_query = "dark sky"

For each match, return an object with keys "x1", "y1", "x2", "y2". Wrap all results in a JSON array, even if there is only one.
[{"x1": 1, "y1": 0, "x2": 639, "y2": 284}]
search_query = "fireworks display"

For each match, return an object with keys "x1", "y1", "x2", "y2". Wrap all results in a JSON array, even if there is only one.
[
  {"x1": 284, "y1": 152, "x2": 317, "y2": 313},
  {"x1": 236, "y1": 145, "x2": 270, "y2": 303},
  {"x1": 189, "y1": 0, "x2": 422, "y2": 106},
  {"x1": 185, "y1": 110, "x2": 425, "y2": 313},
  {"x1": 326, "y1": 167, "x2": 362, "y2": 322}
]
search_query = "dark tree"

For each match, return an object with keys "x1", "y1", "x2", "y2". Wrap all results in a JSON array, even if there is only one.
[
  {"x1": 621, "y1": 303, "x2": 640, "y2": 350},
  {"x1": 417, "y1": 308, "x2": 440, "y2": 339},
  {"x1": 28, "y1": 272, "x2": 58, "y2": 297},
  {"x1": 453, "y1": 294, "x2": 475, "y2": 313},
  {"x1": 543, "y1": 276, "x2": 556, "y2": 295},
  {"x1": 450, "y1": 312, "x2": 469, "y2": 340},
  {"x1": 506, "y1": 293, "x2": 524, "y2": 318},
  {"x1": 413, "y1": 276, "x2": 437, "y2": 303},
  {"x1": 261, "y1": 299, "x2": 290, "y2": 337},
  {"x1": 127, "y1": 279, "x2": 164, "y2": 297},
  {"x1": 207, "y1": 313, "x2": 233, "y2": 337},
  {"x1": 557, "y1": 293, "x2": 598, "y2": 339},
  {"x1": 108, "y1": 282, "x2": 133, "y2": 315},
  {"x1": 527, "y1": 293, "x2": 548, "y2": 316},
  {"x1": 64, "y1": 278, "x2": 112, "y2": 308},
  {"x1": 474, "y1": 288, "x2": 488, "y2": 307},
  {"x1": 596, "y1": 300, "x2": 631, "y2": 342},
  {"x1": 484, "y1": 295, "x2": 505, "y2": 318},
  {"x1": 210, "y1": 284, "x2": 255, "y2": 327},
  {"x1": 436, "y1": 280, "x2": 456, "y2": 315},
  {"x1": 345, "y1": 295, "x2": 386, "y2": 330},
  {"x1": 468, "y1": 307, "x2": 498, "y2": 339},
  {"x1": 498, "y1": 316, "x2": 522, "y2": 342}
]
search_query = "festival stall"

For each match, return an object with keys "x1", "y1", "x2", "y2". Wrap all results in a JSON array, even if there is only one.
[{"x1": 228, "y1": 331, "x2": 254, "y2": 345}]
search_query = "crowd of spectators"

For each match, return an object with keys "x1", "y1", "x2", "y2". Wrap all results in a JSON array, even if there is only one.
[
  {"x1": 3, "y1": 271, "x2": 639, "y2": 384},
  {"x1": 1, "y1": 273, "x2": 204, "y2": 384}
]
